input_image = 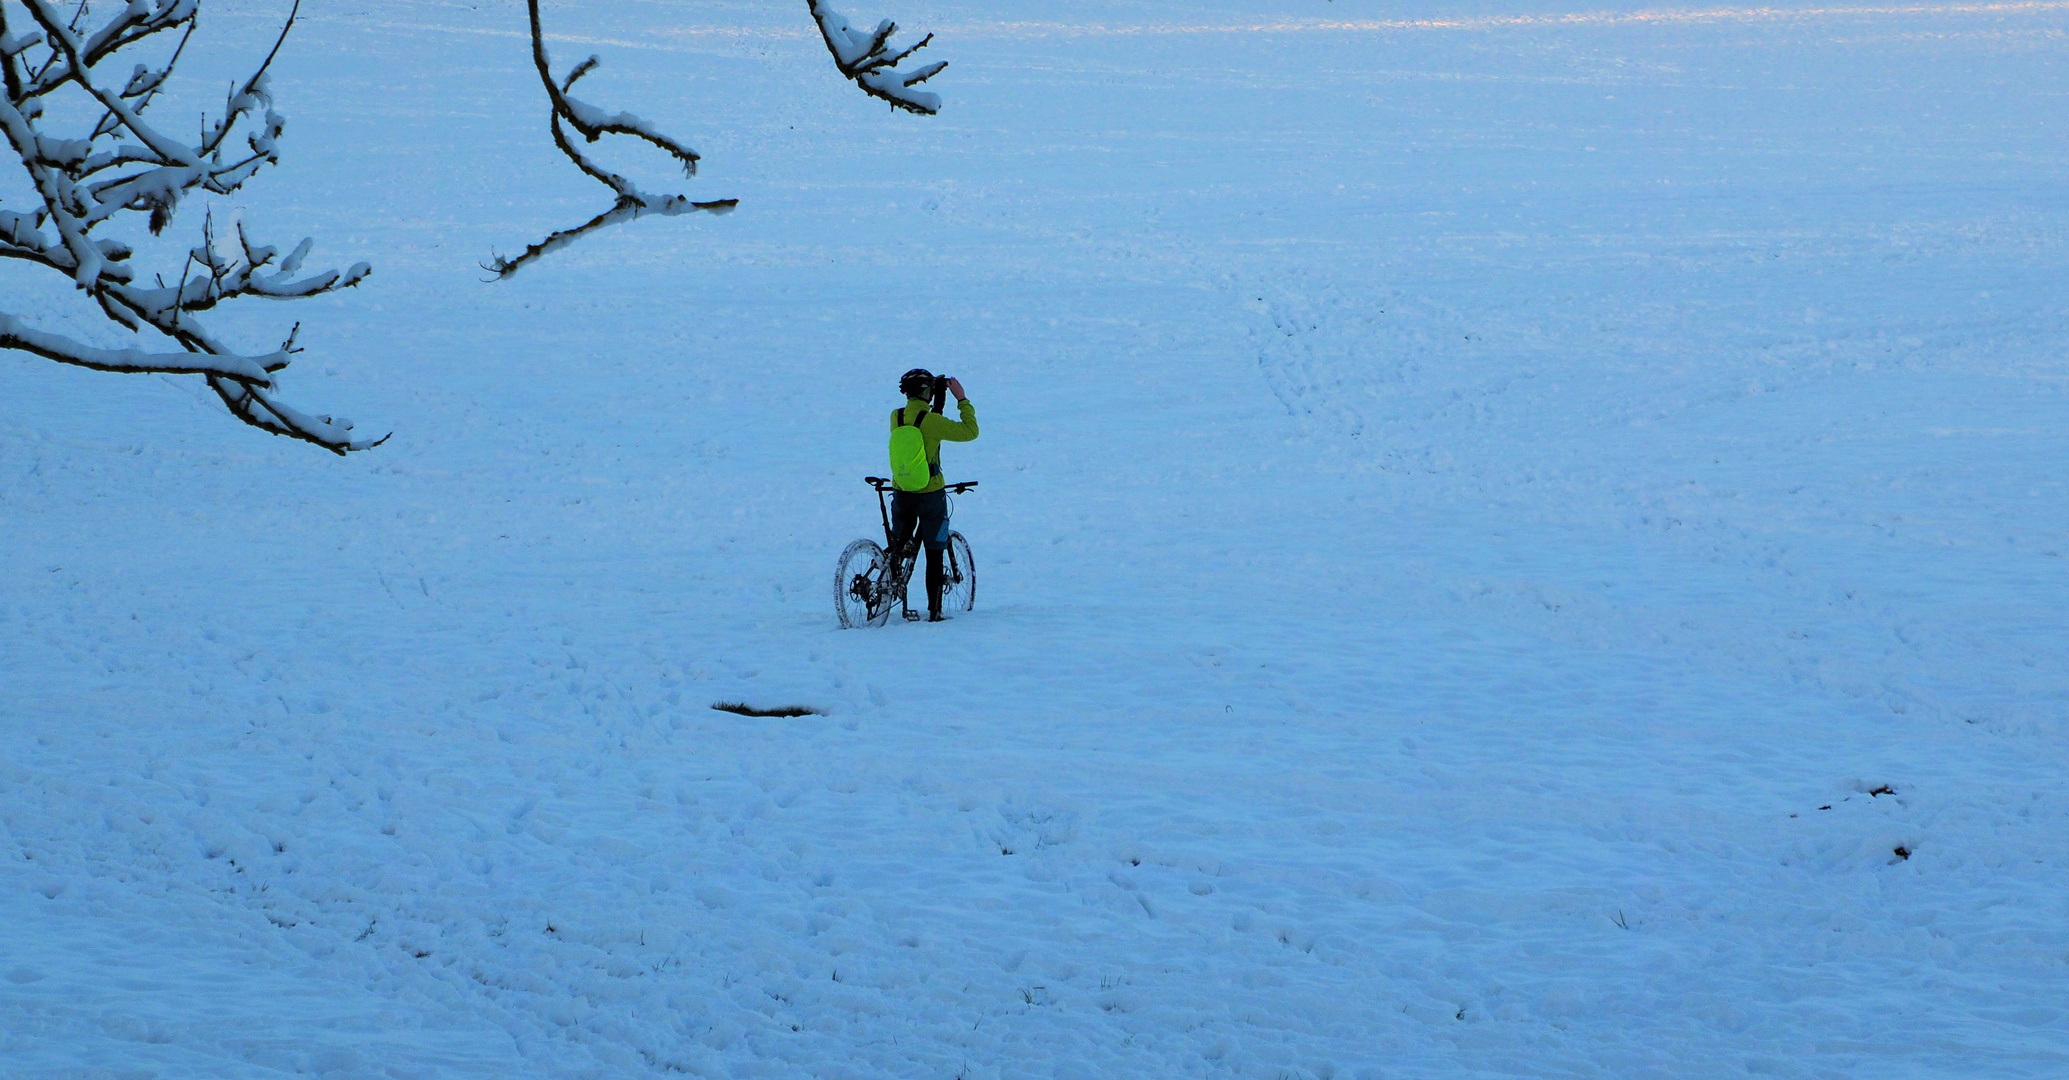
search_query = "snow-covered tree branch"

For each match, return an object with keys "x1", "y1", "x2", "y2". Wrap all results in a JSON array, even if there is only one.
[
  {"x1": 806, "y1": 0, "x2": 944, "y2": 115},
  {"x1": 482, "y1": 0, "x2": 738, "y2": 280},
  {"x1": 0, "y1": 0, "x2": 382, "y2": 454},
  {"x1": 487, "y1": 0, "x2": 945, "y2": 279}
]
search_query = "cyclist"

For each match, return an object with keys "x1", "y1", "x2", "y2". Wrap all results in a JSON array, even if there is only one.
[{"x1": 889, "y1": 368, "x2": 979, "y2": 621}]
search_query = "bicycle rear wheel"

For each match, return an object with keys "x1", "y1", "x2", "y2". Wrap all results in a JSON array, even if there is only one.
[
  {"x1": 940, "y1": 531, "x2": 976, "y2": 614},
  {"x1": 835, "y1": 539, "x2": 893, "y2": 628}
]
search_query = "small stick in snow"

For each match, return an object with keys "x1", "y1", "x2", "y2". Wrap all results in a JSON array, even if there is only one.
[{"x1": 711, "y1": 702, "x2": 824, "y2": 718}]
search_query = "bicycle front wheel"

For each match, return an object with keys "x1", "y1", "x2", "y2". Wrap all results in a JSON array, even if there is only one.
[
  {"x1": 835, "y1": 539, "x2": 893, "y2": 628},
  {"x1": 940, "y1": 531, "x2": 976, "y2": 613}
]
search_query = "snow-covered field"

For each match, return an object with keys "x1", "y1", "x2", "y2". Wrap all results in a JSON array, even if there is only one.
[{"x1": 5, "y1": 0, "x2": 2068, "y2": 1076}]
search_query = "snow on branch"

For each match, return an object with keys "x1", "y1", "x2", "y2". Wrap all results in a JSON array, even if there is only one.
[
  {"x1": 0, "y1": 0, "x2": 383, "y2": 454},
  {"x1": 0, "y1": 310, "x2": 276, "y2": 382},
  {"x1": 807, "y1": 0, "x2": 945, "y2": 115},
  {"x1": 485, "y1": 0, "x2": 737, "y2": 280},
  {"x1": 489, "y1": 0, "x2": 946, "y2": 278}
]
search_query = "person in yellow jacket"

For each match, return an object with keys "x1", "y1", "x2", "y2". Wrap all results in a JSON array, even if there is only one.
[{"x1": 890, "y1": 368, "x2": 979, "y2": 621}]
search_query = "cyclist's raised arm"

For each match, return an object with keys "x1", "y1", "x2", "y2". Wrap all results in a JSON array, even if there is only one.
[{"x1": 926, "y1": 396, "x2": 978, "y2": 442}]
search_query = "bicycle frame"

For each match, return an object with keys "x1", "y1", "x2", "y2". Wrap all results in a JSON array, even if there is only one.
[
  {"x1": 873, "y1": 480, "x2": 896, "y2": 548},
  {"x1": 865, "y1": 476, "x2": 978, "y2": 550},
  {"x1": 861, "y1": 477, "x2": 978, "y2": 620}
]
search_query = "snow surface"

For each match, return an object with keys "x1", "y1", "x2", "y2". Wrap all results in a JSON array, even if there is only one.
[{"x1": 4, "y1": 0, "x2": 2068, "y2": 1076}]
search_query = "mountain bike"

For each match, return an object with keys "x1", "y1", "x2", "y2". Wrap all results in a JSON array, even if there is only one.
[{"x1": 835, "y1": 477, "x2": 977, "y2": 627}]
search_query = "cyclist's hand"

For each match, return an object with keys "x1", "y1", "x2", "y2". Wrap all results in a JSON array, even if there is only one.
[{"x1": 947, "y1": 377, "x2": 966, "y2": 401}]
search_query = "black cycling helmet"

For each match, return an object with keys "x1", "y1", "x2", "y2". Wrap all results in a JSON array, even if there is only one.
[{"x1": 899, "y1": 367, "x2": 935, "y2": 399}]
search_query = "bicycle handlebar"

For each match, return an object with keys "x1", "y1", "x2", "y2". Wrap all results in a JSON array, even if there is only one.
[{"x1": 865, "y1": 476, "x2": 979, "y2": 494}]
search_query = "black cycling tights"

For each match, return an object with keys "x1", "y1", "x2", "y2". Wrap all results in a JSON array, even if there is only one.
[{"x1": 889, "y1": 489, "x2": 949, "y2": 615}]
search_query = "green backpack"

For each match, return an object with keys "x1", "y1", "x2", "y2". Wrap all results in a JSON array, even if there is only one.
[{"x1": 888, "y1": 406, "x2": 934, "y2": 491}]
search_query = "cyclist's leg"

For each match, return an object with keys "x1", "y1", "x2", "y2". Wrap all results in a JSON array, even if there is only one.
[
  {"x1": 888, "y1": 491, "x2": 917, "y2": 557},
  {"x1": 919, "y1": 492, "x2": 949, "y2": 617},
  {"x1": 923, "y1": 540, "x2": 947, "y2": 616},
  {"x1": 887, "y1": 492, "x2": 924, "y2": 610}
]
